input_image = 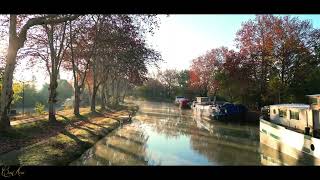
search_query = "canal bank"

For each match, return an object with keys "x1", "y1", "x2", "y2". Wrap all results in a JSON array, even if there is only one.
[{"x1": 0, "y1": 103, "x2": 139, "y2": 165}]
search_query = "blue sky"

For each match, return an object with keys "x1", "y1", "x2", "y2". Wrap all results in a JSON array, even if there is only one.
[{"x1": 13, "y1": 14, "x2": 320, "y2": 89}]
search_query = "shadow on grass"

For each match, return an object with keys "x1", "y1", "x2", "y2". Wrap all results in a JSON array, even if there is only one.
[
  {"x1": 85, "y1": 121, "x2": 109, "y2": 129},
  {"x1": 56, "y1": 114, "x2": 88, "y2": 123},
  {"x1": 32, "y1": 129, "x2": 94, "y2": 165},
  {"x1": 88, "y1": 110, "x2": 105, "y2": 116},
  {"x1": 68, "y1": 123, "x2": 99, "y2": 137},
  {"x1": 0, "y1": 105, "x2": 134, "y2": 157},
  {"x1": 60, "y1": 129, "x2": 92, "y2": 148}
]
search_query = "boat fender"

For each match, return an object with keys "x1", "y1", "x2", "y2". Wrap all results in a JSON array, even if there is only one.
[{"x1": 311, "y1": 144, "x2": 315, "y2": 151}]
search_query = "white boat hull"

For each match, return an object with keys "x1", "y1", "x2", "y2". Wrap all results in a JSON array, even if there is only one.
[{"x1": 260, "y1": 117, "x2": 320, "y2": 165}]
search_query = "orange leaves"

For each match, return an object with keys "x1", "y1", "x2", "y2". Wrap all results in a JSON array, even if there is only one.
[{"x1": 189, "y1": 48, "x2": 226, "y2": 95}]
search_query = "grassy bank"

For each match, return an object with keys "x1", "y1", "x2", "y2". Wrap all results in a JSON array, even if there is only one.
[{"x1": 0, "y1": 103, "x2": 139, "y2": 165}]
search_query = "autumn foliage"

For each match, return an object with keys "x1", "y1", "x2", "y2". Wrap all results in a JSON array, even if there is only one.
[{"x1": 190, "y1": 15, "x2": 320, "y2": 107}]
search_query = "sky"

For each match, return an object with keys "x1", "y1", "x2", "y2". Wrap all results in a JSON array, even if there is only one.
[
  {"x1": 146, "y1": 14, "x2": 320, "y2": 71},
  {"x1": 11, "y1": 14, "x2": 320, "y2": 90}
]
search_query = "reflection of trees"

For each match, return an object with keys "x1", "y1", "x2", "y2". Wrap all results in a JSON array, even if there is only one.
[
  {"x1": 137, "y1": 102, "x2": 193, "y2": 139},
  {"x1": 189, "y1": 129, "x2": 260, "y2": 165},
  {"x1": 138, "y1": 101, "x2": 261, "y2": 165},
  {"x1": 193, "y1": 115, "x2": 259, "y2": 144},
  {"x1": 149, "y1": 114, "x2": 190, "y2": 138},
  {"x1": 190, "y1": 116, "x2": 260, "y2": 165},
  {"x1": 72, "y1": 124, "x2": 149, "y2": 165}
]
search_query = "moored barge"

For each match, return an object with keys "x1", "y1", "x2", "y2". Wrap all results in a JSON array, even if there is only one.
[{"x1": 260, "y1": 94, "x2": 320, "y2": 164}]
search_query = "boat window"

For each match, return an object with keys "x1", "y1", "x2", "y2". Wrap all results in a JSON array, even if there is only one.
[
  {"x1": 279, "y1": 109, "x2": 287, "y2": 118},
  {"x1": 273, "y1": 109, "x2": 276, "y2": 114},
  {"x1": 311, "y1": 98, "x2": 318, "y2": 105},
  {"x1": 290, "y1": 110, "x2": 299, "y2": 120}
]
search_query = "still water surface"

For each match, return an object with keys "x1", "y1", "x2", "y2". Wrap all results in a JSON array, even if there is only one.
[{"x1": 71, "y1": 101, "x2": 301, "y2": 165}]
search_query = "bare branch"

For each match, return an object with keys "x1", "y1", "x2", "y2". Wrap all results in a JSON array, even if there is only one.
[{"x1": 17, "y1": 14, "x2": 80, "y2": 48}]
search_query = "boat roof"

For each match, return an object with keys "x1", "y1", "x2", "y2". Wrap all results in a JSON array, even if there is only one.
[
  {"x1": 306, "y1": 94, "x2": 320, "y2": 98},
  {"x1": 270, "y1": 104, "x2": 310, "y2": 109}
]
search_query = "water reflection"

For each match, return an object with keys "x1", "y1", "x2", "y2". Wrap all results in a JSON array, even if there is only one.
[
  {"x1": 71, "y1": 123, "x2": 149, "y2": 165},
  {"x1": 259, "y1": 144, "x2": 314, "y2": 165},
  {"x1": 71, "y1": 100, "x2": 316, "y2": 166}
]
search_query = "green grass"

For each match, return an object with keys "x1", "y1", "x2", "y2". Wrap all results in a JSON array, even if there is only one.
[
  {"x1": 3, "y1": 111, "x2": 92, "y2": 141},
  {"x1": 0, "y1": 103, "x2": 138, "y2": 165}
]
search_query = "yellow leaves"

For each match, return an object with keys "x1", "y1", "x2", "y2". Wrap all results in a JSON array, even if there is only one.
[
  {"x1": 12, "y1": 82, "x2": 23, "y2": 104},
  {"x1": 13, "y1": 83, "x2": 23, "y2": 94}
]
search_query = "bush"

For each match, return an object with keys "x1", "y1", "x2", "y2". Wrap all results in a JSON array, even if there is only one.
[{"x1": 34, "y1": 102, "x2": 46, "y2": 115}]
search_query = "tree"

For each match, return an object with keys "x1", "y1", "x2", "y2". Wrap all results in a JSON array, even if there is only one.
[
  {"x1": 84, "y1": 15, "x2": 161, "y2": 111},
  {"x1": 26, "y1": 20, "x2": 70, "y2": 122},
  {"x1": 134, "y1": 78, "x2": 166, "y2": 100},
  {"x1": 214, "y1": 50, "x2": 253, "y2": 104},
  {"x1": 0, "y1": 15, "x2": 79, "y2": 131},
  {"x1": 158, "y1": 69, "x2": 179, "y2": 99},
  {"x1": 64, "y1": 16, "x2": 96, "y2": 115},
  {"x1": 235, "y1": 15, "x2": 316, "y2": 106},
  {"x1": 14, "y1": 82, "x2": 39, "y2": 108},
  {"x1": 37, "y1": 79, "x2": 73, "y2": 107},
  {"x1": 189, "y1": 47, "x2": 226, "y2": 97},
  {"x1": 177, "y1": 70, "x2": 189, "y2": 91},
  {"x1": 56, "y1": 79, "x2": 73, "y2": 103}
]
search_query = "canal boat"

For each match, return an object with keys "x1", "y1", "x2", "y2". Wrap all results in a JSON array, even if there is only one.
[
  {"x1": 179, "y1": 98, "x2": 191, "y2": 109},
  {"x1": 193, "y1": 96, "x2": 247, "y2": 122},
  {"x1": 211, "y1": 103, "x2": 247, "y2": 122},
  {"x1": 193, "y1": 97, "x2": 218, "y2": 118},
  {"x1": 259, "y1": 94, "x2": 320, "y2": 164},
  {"x1": 174, "y1": 96, "x2": 185, "y2": 106}
]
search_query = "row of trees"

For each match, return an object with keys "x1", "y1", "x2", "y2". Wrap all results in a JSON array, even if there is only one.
[
  {"x1": 133, "y1": 15, "x2": 320, "y2": 108},
  {"x1": 134, "y1": 69, "x2": 196, "y2": 100},
  {"x1": 189, "y1": 15, "x2": 320, "y2": 107},
  {"x1": 0, "y1": 14, "x2": 161, "y2": 132},
  {"x1": 11, "y1": 79, "x2": 74, "y2": 109}
]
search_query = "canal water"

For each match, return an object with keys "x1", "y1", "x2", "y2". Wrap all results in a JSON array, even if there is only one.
[{"x1": 70, "y1": 101, "x2": 302, "y2": 165}]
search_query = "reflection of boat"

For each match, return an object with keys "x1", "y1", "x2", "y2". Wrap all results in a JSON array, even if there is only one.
[
  {"x1": 260, "y1": 143, "x2": 314, "y2": 165},
  {"x1": 193, "y1": 115, "x2": 259, "y2": 147},
  {"x1": 260, "y1": 94, "x2": 320, "y2": 165}
]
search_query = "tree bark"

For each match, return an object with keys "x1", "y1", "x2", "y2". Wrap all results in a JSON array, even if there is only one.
[
  {"x1": 0, "y1": 15, "x2": 19, "y2": 132},
  {"x1": 115, "y1": 78, "x2": 121, "y2": 105},
  {"x1": 86, "y1": 79, "x2": 92, "y2": 104},
  {"x1": 0, "y1": 40, "x2": 18, "y2": 131},
  {"x1": 46, "y1": 22, "x2": 67, "y2": 123},
  {"x1": 74, "y1": 86, "x2": 80, "y2": 116},
  {"x1": 121, "y1": 82, "x2": 128, "y2": 102},
  {"x1": 48, "y1": 75, "x2": 58, "y2": 123},
  {"x1": 91, "y1": 85, "x2": 98, "y2": 112},
  {"x1": 69, "y1": 20, "x2": 81, "y2": 116},
  {"x1": 100, "y1": 84, "x2": 106, "y2": 111},
  {"x1": 111, "y1": 76, "x2": 117, "y2": 106}
]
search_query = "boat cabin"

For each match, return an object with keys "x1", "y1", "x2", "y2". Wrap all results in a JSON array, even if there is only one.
[
  {"x1": 269, "y1": 104, "x2": 312, "y2": 132},
  {"x1": 307, "y1": 94, "x2": 320, "y2": 110},
  {"x1": 268, "y1": 94, "x2": 320, "y2": 136},
  {"x1": 196, "y1": 97, "x2": 210, "y2": 105}
]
